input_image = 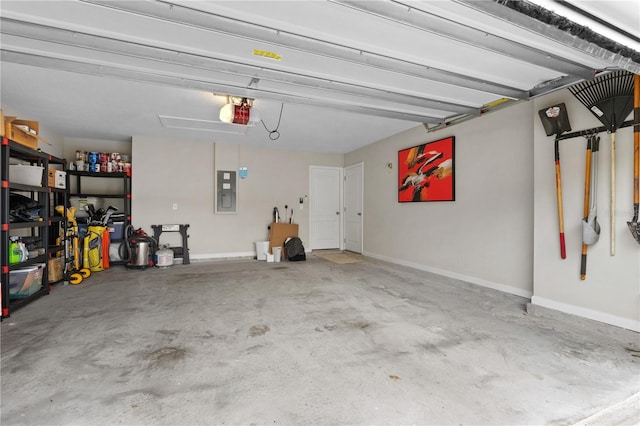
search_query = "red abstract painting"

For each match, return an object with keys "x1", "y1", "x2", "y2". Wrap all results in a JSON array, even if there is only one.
[{"x1": 398, "y1": 136, "x2": 455, "y2": 202}]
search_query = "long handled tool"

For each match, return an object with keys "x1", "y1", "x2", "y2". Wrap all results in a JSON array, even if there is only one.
[
  {"x1": 538, "y1": 103, "x2": 572, "y2": 259},
  {"x1": 583, "y1": 135, "x2": 601, "y2": 246},
  {"x1": 628, "y1": 74, "x2": 640, "y2": 244},
  {"x1": 569, "y1": 71, "x2": 635, "y2": 256},
  {"x1": 580, "y1": 136, "x2": 593, "y2": 280}
]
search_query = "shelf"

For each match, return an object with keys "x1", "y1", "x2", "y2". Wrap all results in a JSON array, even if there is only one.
[
  {"x1": 7, "y1": 254, "x2": 48, "y2": 271},
  {"x1": 69, "y1": 193, "x2": 129, "y2": 198},
  {"x1": 9, "y1": 221, "x2": 47, "y2": 229},
  {"x1": 5, "y1": 140, "x2": 47, "y2": 160},
  {"x1": 66, "y1": 167, "x2": 132, "y2": 269},
  {"x1": 8, "y1": 286, "x2": 49, "y2": 310},
  {"x1": 49, "y1": 244, "x2": 65, "y2": 253},
  {"x1": 67, "y1": 171, "x2": 128, "y2": 178},
  {"x1": 2, "y1": 137, "x2": 67, "y2": 319},
  {"x1": 8, "y1": 182, "x2": 47, "y2": 193}
]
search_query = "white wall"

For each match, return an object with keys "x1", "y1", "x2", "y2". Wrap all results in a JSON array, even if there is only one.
[
  {"x1": 532, "y1": 90, "x2": 640, "y2": 331},
  {"x1": 132, "y1": 136, "x2": 343, "y2": 258},
  {"x1": 345, "y1": 102, "x2": 535, "y2": 297}
]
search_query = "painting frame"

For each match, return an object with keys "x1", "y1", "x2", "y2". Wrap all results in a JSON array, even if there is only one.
[{"x1": 398, "y1": 136, "x2": 455, "y2": 203}]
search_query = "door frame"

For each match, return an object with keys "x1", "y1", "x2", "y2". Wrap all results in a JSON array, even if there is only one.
[
  {"x1": 309, "y1": 165, "x2": 344, "y2": 250},
  {"x1": 344, "y1": 162, "x2": 364, "y2": 253}
]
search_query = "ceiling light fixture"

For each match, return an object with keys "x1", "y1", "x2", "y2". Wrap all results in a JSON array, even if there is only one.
[{"x1": 219, "y1": 96, "x2": 253, "y2": 125}]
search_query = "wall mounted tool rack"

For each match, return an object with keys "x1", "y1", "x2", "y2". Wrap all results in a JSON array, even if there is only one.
[
  {"x1": 555, "y1": 119, "x2": 634, "y2": 142},
  {"x1": 151, "y1": 224, "x2": 190, "y2": 265}
]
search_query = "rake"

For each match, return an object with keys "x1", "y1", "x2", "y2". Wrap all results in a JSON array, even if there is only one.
[{"x1": 569, "y1": 70, "x2": 635, "y2": 256}]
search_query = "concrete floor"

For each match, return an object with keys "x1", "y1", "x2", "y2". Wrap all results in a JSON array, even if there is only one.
[{"x1": 1, "y1": 254, "x2": 639, "y2": 425}]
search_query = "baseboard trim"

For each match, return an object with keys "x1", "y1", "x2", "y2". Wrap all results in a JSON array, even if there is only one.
[
  {"x1": 362, "y1": 251, "x2": 533, "y2": 299},
  {"x1": 190, "y1": 251, "x2": 255, "y2": 261},
  {"x1": 191, "y1": 248, "x2": 312, "y2": 261},
  {"x1": 531, "y1": 296, "x2": 640, "y2": 332}
]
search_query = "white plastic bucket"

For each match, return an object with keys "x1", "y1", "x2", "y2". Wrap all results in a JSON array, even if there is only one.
[
  {"x1": 273, "y1": 247, "x2": 282, "y2": 263},
  {"x1": 255, "y1": 241, "x2": 269, "y2": 261}
]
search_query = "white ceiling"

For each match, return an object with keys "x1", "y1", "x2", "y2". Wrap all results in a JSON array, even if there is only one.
[{"x1": 1, "y1": 0, "x2": 638, "y2": 154}]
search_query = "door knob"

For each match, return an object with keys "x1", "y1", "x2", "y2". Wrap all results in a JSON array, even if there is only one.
[
  {"x1": 336, "y1": 211, "x2": 340, "y2": 215},
  {"x1": 357, "y1": 213, "x2": 362, "y2": 216}
]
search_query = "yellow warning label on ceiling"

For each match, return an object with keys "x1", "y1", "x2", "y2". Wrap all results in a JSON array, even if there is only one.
[{"x1": 253, "y1": 49, "x2": 282, "y2": 61}]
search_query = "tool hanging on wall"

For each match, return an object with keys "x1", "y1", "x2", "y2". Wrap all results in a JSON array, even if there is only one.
[
  {"x1": 538, "y1": 103, "x2": 572, "y2": 259},
  {"x1": 580, "y1": 136, "x2": 593, "y2": 280},
  {"x1": 627, "y1": 74, "x2": 640, "y2": 244},
  {"x1": 569, "y1": 70, "x2": 635, "y2": 256},
  {"x1": 583, "y1": 135, "x2": 601, "y2": 246}
]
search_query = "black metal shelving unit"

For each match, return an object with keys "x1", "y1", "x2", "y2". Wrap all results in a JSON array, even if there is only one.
[
  {"x1": 66, "y1": 170, "x2": 131, "y2": 266},
  {"x1": 1, "y1": 138, "x2": 66, "y2": 319},
  {"x1": 47, "y1": 156, "x2": 68, "y2": 285}
]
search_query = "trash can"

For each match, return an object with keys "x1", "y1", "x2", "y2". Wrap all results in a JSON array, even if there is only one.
[
  {"x1": 273, "y1": 246, "x2": 282, "y2": 262},
  {"x1": 255, "y1": 241, "x2": 269, "y2": 261}
]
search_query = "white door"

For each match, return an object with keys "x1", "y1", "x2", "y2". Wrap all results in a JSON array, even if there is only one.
[
  {"x1": 344, "y1": 163, "x2": 363, "y2": 253},
  {"x1": 309, "y1": 166, "x2": 342, "y2": 250}
]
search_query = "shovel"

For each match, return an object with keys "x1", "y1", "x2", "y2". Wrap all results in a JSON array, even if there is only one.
[
  {"x1": 583, "y1": 135, "x2": 601, "y2": 245},
  {"x1": 627, "y1": 74, "x2": 640, "y2": 244},
  {"x1": 580, "y1": 136, "x2": 593, "y2": 281},
  {"x1": 538, "y1": 103, "x2": 572, "y2": 259}
]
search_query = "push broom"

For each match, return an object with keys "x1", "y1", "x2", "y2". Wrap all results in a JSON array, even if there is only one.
[
  {"x1": 628, "y1": 74, "x2": 640, "y2": 244},
  {"x1": 569, "y1": 70, "x2": 635, "y2": 256}
]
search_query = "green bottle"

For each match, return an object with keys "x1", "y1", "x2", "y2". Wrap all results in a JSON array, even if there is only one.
[{"x1": 9, "y1": 237, "x2": 21, "y2": 264}]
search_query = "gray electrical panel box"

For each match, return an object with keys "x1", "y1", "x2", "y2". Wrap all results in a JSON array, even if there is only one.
[{"x1": 216, "y1": 170, "x2": 236, "y2": 213}]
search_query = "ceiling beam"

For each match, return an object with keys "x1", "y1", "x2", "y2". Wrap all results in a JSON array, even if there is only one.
[
  {"x1": 331, "y1": 0, "x2": 595, "y2": 79},
  {"x1": 0, "y1": 18, "x2": 479, "y2": 117},
  {"x1": 0, "y1": 49, "x2": 449, "y2": 124},
  {"x1": 79, "y1": 0, "x2": 529, "y2": 100}
]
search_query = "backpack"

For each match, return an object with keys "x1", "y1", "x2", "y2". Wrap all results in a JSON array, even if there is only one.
[{"x1": 285, "y1": 237, "x2": 306, "y2": 261}]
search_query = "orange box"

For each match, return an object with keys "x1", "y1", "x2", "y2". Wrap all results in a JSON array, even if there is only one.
[{"x1": 4, "y1": 117, "x2": 39, "y2": 149}]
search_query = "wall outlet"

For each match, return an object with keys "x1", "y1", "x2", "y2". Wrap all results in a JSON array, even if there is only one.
[{"x1": 172, "y1": 203, "x2": 178, "y2": 210}]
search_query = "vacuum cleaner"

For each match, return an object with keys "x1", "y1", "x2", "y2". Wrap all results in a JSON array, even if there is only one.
[{"x1": 120, "y1": 225, "x2": 157, "y2": 269}]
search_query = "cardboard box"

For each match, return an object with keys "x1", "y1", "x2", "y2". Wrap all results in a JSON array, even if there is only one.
[
  {"x1": 48, "y1": 257, "x2": 64, "y2": 283},
  {"x1": 4, "y1": 117, "x2": 39, "y2": 149},
  {"x1": 47, "y1": 169, "x2": 66, "y2": 189},
  {"x1": 269, "y1": 223, "x2": 299, "y2": 259}
]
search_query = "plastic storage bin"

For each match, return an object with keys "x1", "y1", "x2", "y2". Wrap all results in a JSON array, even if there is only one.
[
  {"x1": 107, "y1": 222, "x2": 125, "y2": 240},
  {"x1": 9, "y1": 263, "x2": 44, "y2": 299},
  {"x1": 69, "y1": 196, "x2": 102, "y2": 218},
  {"x1": 9, "y1": 164, "x2": 43, "y2": 186}
]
